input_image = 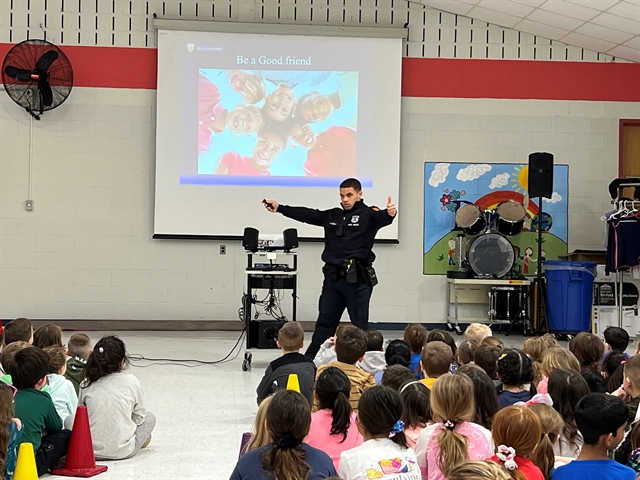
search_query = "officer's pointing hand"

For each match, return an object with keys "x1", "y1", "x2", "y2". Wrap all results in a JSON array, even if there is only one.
[
  {"x1": 387, "y1": 196, "x2": 397, "y2": 217},
  {"x1": 263, "y1": 199, "x2": 279, "y2": 213}
]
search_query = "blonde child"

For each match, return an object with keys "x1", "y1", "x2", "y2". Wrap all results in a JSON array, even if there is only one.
[
  {"x1": 522, "y1": 337, "x2": 546, "y2": 386},
  {"x1": 243, "y1": 395, "x2": 273, "y2": 454},
  {"x1": 465, "y1": 323, "x2": 492, "y2": 344},
  {"x1": 43, "y1": 345, "x2": 77, "y2": 423},
  {"x1": 415, "y1": 375, "x2": 493, "y2": 480},
  {"x1": 1, "y1": 382, "x2": 22, "y2": 480},
  {"x1": 529, "y1": 402, "x2": 564, "y2": 478},
  {"x1": 338, "y1": 386, "x2": 418, "y2": 480},
  {"x1": 448, "y1": 461, "x2": 510, "y2": 480},
  {"x1": 65, "y1": 333, "x2": 91, "y2": 396},
  {"x1": 490, "y1": 406, "x2": 544, "y2": 480},
  {"x1": 536, "y1": 348, "x2": 580, "y2": 395},
  {"x1": 64, "y1": 336, "x2": 155, "y2": 460}
]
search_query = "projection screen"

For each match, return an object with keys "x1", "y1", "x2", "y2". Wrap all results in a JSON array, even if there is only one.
[{"x1": 154, "y1": 25, "x2": 403, "y2": 240}]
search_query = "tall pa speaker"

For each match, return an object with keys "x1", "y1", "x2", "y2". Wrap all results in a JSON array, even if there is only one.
[
  {"x1": 249, "y1": 320, "x2": 285, "y2": 349},
  {"x1": 528, "y1": 152, "x2": 554, "y2": 199}
]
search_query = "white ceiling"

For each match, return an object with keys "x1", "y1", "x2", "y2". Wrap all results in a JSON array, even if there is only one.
[{"x1": 418, "y1": 0, "x2": 640, "y2": 62}]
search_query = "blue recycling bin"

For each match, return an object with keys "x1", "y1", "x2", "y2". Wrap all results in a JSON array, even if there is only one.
[{"x1": 544, "y1": 261, "x2": 596, "y2": 333}]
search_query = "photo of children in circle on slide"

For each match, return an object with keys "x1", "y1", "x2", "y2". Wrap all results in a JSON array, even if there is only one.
[{"x1": 197, "y1": 69, "x2": 358, "y2": 180}]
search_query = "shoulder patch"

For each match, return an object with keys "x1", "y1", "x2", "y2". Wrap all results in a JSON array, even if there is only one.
[{"x1": 371, "y1": 206, "x2": 380, "y2": 211}]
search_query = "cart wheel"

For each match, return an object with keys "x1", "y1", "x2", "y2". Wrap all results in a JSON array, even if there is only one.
[
  {"x1": 242, "y1": 359, "x2": 250, "y2": 371},
  {"x1": 454, "y1": 325, "x2": 463, "y2": 336},
  {"x1": 566, "y1": 334, "x2": 575, "y2": 342},
  {"x1": 446, "y1": 322, "x2": 454, "y2": 332}
]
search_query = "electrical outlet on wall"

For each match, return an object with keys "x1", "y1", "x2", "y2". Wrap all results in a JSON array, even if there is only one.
[
  {"x1": 25, "y1": 200, "x2": 34, "y2": 211},
  {"x1": 220, "y1": 245, "x2": 226, "y2": 255}
]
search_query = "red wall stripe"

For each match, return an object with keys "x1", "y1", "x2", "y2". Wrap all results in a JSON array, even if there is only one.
[{"x1": 1, "y1": 43, "x2": 639, "y2": 101}]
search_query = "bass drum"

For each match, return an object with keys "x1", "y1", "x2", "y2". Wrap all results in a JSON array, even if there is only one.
[
  {"x1": 496, "y1": 200, "x2": 526, "y2": 236},
  {"x1": 455, "y1": 204, "x2": 486, "y2": 236},
  {"x1": 468, "y1": 233, "x2": 515, "y2": 278}
]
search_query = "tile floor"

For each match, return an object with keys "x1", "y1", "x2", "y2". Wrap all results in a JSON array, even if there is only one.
[{"x1": 44, "y1": 329, "x2": 558, "y2": 480}]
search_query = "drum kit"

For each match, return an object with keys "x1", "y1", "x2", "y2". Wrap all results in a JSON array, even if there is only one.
[
  {"x1": 451, "y1": 200, "x2": 527, "y2": 278},
  {"x1": 449, "y1": 200, "x2": 530, "y2": 326}
]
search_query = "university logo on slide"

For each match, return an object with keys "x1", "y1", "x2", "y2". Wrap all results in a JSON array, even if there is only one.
[
  {"x1": 186, "y1": 43, "x2": 195, "y2": 53},
  {"x1": 351, "y1": 215, "x2": 359, "y2": 223}
]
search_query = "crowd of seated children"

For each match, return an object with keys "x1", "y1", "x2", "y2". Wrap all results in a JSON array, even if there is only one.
[{"x1": 235, "y1": 321, "x2": 640, "y2": 480}]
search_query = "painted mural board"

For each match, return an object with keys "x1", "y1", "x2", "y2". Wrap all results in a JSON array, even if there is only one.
[{"x1": 423, "y1": 162, "x2": 569, "y2": 275}]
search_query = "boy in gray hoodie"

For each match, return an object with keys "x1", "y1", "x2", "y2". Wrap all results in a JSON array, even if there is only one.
[{"x1": 357, "y1": 330, "x2": 386, "y2": 377}]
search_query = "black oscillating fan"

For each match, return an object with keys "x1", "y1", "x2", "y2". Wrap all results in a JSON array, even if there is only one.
[{"x1": 2, "y1": 39, "x2": 73, "y2": 119}]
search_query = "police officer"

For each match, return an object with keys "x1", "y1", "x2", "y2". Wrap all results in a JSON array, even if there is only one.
[{"x1": 264, "y1": 178, "x2": 397, "y2": 359}]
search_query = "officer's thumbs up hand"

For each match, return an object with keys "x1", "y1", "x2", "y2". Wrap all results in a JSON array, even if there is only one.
[{"x1": 387, "y1": 196, "x2": 397, "y2": 217}]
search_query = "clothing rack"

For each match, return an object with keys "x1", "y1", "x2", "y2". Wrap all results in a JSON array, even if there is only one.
[{"x1": 608, "y1": 179, "x2": 640, "y2": 327}]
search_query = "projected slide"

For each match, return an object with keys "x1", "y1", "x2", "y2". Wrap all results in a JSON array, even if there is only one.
[
  {"x1": 195, "y1": 69, "x2": 359, "y2": 184},
  {"x1": 155, "y1": 29, "x2": 401, "y2": 239}
]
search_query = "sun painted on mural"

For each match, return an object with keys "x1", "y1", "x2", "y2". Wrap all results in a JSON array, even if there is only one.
[{"x1": 423, "y1": 162, "x2": 569, "y2": 275}]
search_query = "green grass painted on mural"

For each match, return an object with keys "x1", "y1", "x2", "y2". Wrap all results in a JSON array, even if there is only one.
[{"x1": 423, "y1": 231, "x2": 568, "y2": 275}]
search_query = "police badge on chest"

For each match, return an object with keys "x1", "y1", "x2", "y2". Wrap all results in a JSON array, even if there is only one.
[{"x1": 348, "y1": 215, "x2": 359, "y2": 226}]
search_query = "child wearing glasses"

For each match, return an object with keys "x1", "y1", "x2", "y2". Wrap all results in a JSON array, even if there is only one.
[
  {"x1": 0, "y1": 382, "x2": 22, "y2": 480},
  {"x1": 63, "y1": 336, "x2": 156, "y2": 460}
]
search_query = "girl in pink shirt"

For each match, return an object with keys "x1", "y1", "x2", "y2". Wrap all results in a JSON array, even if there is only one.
[
  {"x1": 305, "y1": 367, "x2": 363, "y2": 470},
  {"x1": 415, "y1": 375, "x2": 493, "y2": 480}
]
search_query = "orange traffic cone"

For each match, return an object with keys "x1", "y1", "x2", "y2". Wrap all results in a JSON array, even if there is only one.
[
  {"x1": 14, "y1": 442, "x2": 38, "y2": 480},
  {"x1": 286, "y1": 373, "x2": 301, "y2": 393},
  {"x1": 51, "y1": 406, "x2": 108, "y2": 477}
]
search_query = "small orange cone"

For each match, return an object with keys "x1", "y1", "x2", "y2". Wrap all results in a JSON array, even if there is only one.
[
  {"x1": 14, "y1": 442, "x2": 38, "y2": 480},
  {"x1": 286, "y1": 373, "x2": 300, "y2": 393},
  {"x1": 51, "y1": 406, "x2": 108, "y2": 477}
]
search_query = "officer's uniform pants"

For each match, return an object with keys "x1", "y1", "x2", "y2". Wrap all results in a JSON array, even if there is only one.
[{"x1": 305, "y1": 276, "x2": 373, "y2": 359}]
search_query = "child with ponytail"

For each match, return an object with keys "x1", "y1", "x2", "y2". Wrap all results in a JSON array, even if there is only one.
[
  {"x1": 528, "y1": 402, "x2": 564, "y2": 479},
  {"x1": 231, "y1": 390, "x2": 337, "y2": 480},
  {"x1": 1, "y1": 382, "x2": 22, "y2": 480},
  {"x1": 306, "y1": 367, "x2": 363, "y2": 469},
  {"x1": 415, "y1": 375, "x2": 493, "y2": 480},
  {"x1": 63, "y1": 336, "x2": 156, "y2": 460},
  {"x1": 339, "y1": 386, "x2": 419, "y2": 480},
  {"x1": 490, "y1": 405, "x2": 544, "y2": 480}
]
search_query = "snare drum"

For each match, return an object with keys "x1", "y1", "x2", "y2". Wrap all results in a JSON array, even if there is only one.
[
  {"x1": 489, "y1": 286, "x2": 526, "y2": 322},
  {"x1": 496, "y1": 200, "x2": 526, "y2": 236},
  {"x1": 455, "y1": 204, "x2": 486, "y2": 236}
]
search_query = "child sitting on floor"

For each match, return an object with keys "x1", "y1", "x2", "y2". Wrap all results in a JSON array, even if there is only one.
[
  {"x1": 357, "y1": 330, "x2": 386, "y2": 377},
  {"x1": 43, "y1": 345, "x2": 77, "y2": 423},
  {"x1": 64, "y1": 336, "x2": 155, "y2": 460},
  {"x1": 65, "y1": 333, "x2": 91, "y2": 396}
]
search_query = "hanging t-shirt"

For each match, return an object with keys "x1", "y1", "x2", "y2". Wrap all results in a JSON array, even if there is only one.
[{"x1": 338, "y1": 438, "x2": 420, "y2": 480}]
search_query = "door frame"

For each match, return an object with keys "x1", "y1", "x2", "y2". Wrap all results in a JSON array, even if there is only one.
[{"x1": 619, "y1": 118, "x2": 640, "y2": 176}]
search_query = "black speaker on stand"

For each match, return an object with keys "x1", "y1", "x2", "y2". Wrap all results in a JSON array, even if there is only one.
[
  {"x1": 528, "y1": 152, "x2": 554, "y2": 336},
  {"x1": 249, "y1": 320, "x2": 286, "y2": 349}
]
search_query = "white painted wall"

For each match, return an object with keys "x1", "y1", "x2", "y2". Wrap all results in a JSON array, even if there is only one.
[{"x1": 2, "y1": 88, "x2": 638, "y2": 322}]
